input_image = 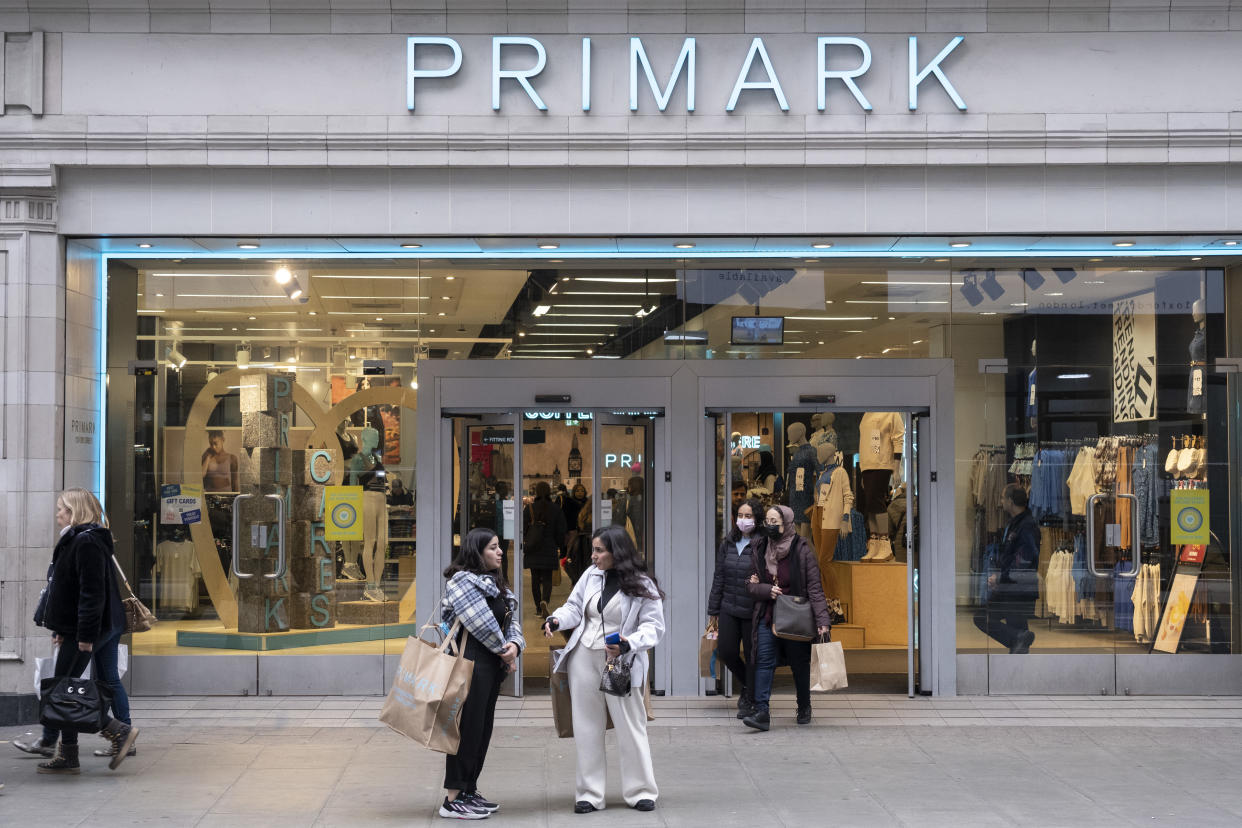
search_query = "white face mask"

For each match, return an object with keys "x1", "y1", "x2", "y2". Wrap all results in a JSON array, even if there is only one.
[{"x1": 736, "y1": 517, "x2": 755, "y2": 534}]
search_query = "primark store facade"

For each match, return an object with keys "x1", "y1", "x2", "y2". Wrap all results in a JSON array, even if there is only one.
[{"x1": 2, "y1": 1, "x2": 1242, "y2": 717}]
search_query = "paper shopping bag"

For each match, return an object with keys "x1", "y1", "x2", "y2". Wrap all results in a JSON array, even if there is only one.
[
  {"x1": 810, "y1": 639, "x2": 848, "y2": 692},
  {"x1": 699, "y1": 629, "x2": 718, "y2": 678},
  {"x1": 379, "y1": 621, "x2": 474, "y2": 753}
]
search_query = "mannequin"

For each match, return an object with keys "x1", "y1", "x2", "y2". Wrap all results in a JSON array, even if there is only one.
[
  {"x1": 348, "y1": 427, "x2": 389, "y2": 602},
  {"x1": 812, "y1": 442, "x2": 853, "y2": 598},
  {"x1": 1188, "y1": 298, "x2": 1206, "y2": 415},
  {"x1": 857, "y1": 412, "x2": 904, "y2": 562},
  {"x1": 786, "y1": 422, "x2": 819, "y2": 537},
  {"x1": 730, "y1": 431, "x2": 744, "y2": 457},
  {"x1": 809, "y1": 412, "x2": 838, "y2": 451}
]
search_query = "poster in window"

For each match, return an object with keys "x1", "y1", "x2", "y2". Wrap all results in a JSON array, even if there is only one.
[
  {"x1": 1153, "y1": 571, "x2": 1201, "y2": 654},
  {"x1": 1112, "y1": 292, "x2": 1157, "y2": 422}
]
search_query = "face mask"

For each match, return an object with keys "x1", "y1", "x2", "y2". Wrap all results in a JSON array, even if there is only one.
[
  {"x1": 763, "y1": 524, "x2": 783, "y2": 539},
  {"x1": 736, "y1": 517, "x2": 755, "y2": 534}
]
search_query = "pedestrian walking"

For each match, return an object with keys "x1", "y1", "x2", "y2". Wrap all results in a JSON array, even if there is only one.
[
  {"x1": 523, "y1": 481, "x2": 567, "y2": 617},
  {"x1": 707, "y1": 497, "x2": 763, "y2": 719},
  {"x1": 974, "y1": 484, "x2": 1040, "y2": 653},
  {"x1": 542, "y1": 525, "x2": 664, "y2": 814},
  {"x1": 743, "y1": 505, "x2": 831, "y2": 732},
  {"x1": 438, "y1": 528, "x2": 525, "y2": 820},
  {"x1": 15, "y1": 488, "x2": 139, "y2": 773}
]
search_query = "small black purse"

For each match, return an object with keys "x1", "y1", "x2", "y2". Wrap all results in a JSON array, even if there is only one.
[
  {"x1": 600, "y1": 654, "x2": 633, "y2": 697},
  {"x1": 39, "y1": 676, "x2": 114, "y2": 734}
]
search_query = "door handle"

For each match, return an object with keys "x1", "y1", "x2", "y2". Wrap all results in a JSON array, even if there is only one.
[
  {"x1": 1084, "y1": 492, "x2": 1104, "y2": 577},
  {"x1": 263, "y1": 493, "x2": 286, "y2": 580},
  {"x1": 1116, "y1": 492, "x2": 1140, "y2": 579},
  {"x1": 231, "y1": 493, "x2": 255, "y2": 579}
]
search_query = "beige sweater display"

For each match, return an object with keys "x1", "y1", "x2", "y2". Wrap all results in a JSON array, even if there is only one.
[
  {"x1": 858, "y1": 412, "x2": 905, "y2": 472},
  {"x1": 816, "y1": 465, "x2": 854, "y2": 531}
]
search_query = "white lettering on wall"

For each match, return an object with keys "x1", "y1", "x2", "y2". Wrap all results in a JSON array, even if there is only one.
[
  {"x1": 493, "y1": 36, "x2": 548, "y2": 111},
  {"x1": 630, "y1": 37, "x2": 696, "y2": 112},
  {"x1": 406, "y1": 36, "x2": 462, "y2": 111},
  {"x1": 726, "y1": 37, "x2": 788, "y2": 112}
]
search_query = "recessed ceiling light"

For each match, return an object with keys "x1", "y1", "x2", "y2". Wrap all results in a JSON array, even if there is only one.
[
  {"x1": 400, "y1": 243, "x2": 422, "y2": 249},
  {"x1": 441, "y1": 295, "x2": 451, "y2": 300},
  {"x1": 804, "y1": 259, "x2": 819, "y2": 263},
  {"x1": 137, "y1": 243, "x2": 152, "y2": 249},
  {"x1": 934, "y1": 258, "x2": 949, "y2": 263},
  {"x1": 1113, "y1": 240, "x2": 1135, "y2": 247},
  {"x1": 538, "y1": 242, "x2": 560, "y2": 250},
  {"x1": 1191, "y1": 257, "x2": 1203, "y2": 261},
  {"x1": 248, "y1": 316, "x2": 257, "y2": 320},
  {"x1": 949, "y1": 241, "x2": 971, "y2": 248},
  {"x1": 981, "y1": 311, "x2": 997, "y2": 316},
  {"x1": 437, "y1": 312, "x2": 446, "y2": 316},
  {"x1": 1088, "y1": 258, "x2": 1102, "y2": 262},
  {"x1": 375, "y1": 316, "x2": 383, "y2": 321},
  {"x1": 445, "y1": 275, "x2": 455, "y2": 280},
  {"x1": 237, "y1": 242, "x2": 260, "y2": 249},
  {"x1": 308, "y1": 311, "x2": 317, "y2": 315},
  {"x1": 1225, "y1": 240, "x2": 1240, "y2": 246},
  {"x1": 674, "y1": 242, "x2": 695, "y2": 249},
  {"x1": 549, "y1": 259, "x2": 563, "y2": 263},
  {"x1": 155, "y1": 293, "x2": 164, "y2": 297},
  {"x1": 1047, "y1": 292, "x2": 1063, "y2": 297},
  {"x1": 811, "y1": 242, "x2": 834, "y2": 249},
  {"x1": 518, "y1": 331, "x2": 526, "y2": 337},
  {"x1": 818, "y1": 340, "x2": 825, "y2": 345}
]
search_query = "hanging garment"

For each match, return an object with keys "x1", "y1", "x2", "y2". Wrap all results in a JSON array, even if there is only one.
[
  {"x1": 154, "y1": 539, "x2": 202, "y2": 613},
  {"x1": 1116, "y1": 445, "x2": 1133, "y2": 553},
  {"x1": 1066, "y1": 446, "x2": 1098, "y2": 516},
  {"x1": 1132, "y1": 441, "x2": 1160, "y2": 546},
  {"x1": 858, "y1": 412, "x2": 905, "y2": 472}
]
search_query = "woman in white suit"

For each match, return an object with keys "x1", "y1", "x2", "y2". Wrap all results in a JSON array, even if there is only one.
[{"x1": 543, "y1": 525, "x2": 664, "y2": 815}]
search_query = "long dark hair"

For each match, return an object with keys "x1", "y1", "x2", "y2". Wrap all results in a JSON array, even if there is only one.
[
  {"x1": 592, "y1": 525, "x2": 663, "y2": 600},
  {"x1": 443, "y1": 527, "x2": 509, "y2": 592},
  {"x1": 727, "y1": 497, "x2": 766, "y2": 542},
  {"x1": 754, "y1": 450, "x2": 777, "y2": 481}
]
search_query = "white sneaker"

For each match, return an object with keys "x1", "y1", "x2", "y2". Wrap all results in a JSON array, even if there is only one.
[{"x1": 363, "y1": 588, "x2": 387, "y2": 603}]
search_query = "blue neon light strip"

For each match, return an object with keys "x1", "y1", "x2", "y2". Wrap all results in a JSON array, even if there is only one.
[
  {"x1": 102, "y1": 247, "x2": 1238, "y2": 262},
  {"x1": 97, "y1": 252, "x2": 108, "y2": 505}
]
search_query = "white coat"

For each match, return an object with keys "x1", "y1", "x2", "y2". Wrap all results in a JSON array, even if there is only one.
[{"x1": 548, "y1": 565, "x2": 664, "y2": 688}]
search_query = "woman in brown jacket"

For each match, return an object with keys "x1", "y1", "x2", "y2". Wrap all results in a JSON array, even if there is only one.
[{"x1": 742, "y1": 505, "x2": 831, "y2": 732}]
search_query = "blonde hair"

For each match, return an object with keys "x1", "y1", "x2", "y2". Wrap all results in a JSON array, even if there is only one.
[{"x1": 57, "y1": 488, "x2": 109, "y2": 529}]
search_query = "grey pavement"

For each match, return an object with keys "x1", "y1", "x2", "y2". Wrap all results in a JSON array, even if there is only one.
[{"x1": 3, "y1": 694, "x2": 1242, "y2": 827}]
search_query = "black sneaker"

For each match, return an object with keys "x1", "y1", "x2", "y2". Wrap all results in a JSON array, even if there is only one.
[
  {"x1": 736, "y1": 695, "x2": 756, "y2": 720},
  {"x1": 1009, "y1": 630, "x2": 1036, "y2": 654},
  {"x1": 439, "y1": 794, "x2": 489, "y2": 820},
  {"x1": 796, "y1": 707, "x2": 812, "y2": 725},
  {"x1": 742, "y1": 709, "x2": 770, "y2": 732},
  {"x1": 464, "y1": 791, "x2": 499, "y2": 813}
]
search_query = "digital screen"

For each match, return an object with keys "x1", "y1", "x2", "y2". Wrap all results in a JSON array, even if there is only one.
[{"x1": 731, "y1": 316, "x2": 784, "y2": 345}]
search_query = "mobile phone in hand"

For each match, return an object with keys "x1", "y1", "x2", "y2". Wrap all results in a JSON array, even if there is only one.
[{"x1": 605, "y1": 632, "x2": 621, "y2": 645}]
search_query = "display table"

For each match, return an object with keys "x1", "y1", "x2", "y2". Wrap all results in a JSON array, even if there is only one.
[{"x1": 826, "y1": 560, "x2": 907, "y2": 646}]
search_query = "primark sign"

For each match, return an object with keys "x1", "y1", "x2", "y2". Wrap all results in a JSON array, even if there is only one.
[{"x1": 406, "y1": 35, "x2": 967, "y2": 114}]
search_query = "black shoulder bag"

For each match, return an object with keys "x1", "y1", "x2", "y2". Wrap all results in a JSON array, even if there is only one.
[{"x1": 771, "y1": 544, "x2": 816, "y2": 642}]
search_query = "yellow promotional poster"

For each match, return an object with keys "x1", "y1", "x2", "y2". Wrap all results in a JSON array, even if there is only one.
[
  {"x1": 324, "y1": 486, "x2": 364, "y2": 541},
  {"x1": 1170, "y1": 489, "x2": 1209, "y2": 545}
]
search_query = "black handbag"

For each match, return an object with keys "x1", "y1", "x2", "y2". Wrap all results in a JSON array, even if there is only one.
[
  {"x1": 39, "y1": 676, "x2": 114, "y2": 734},
  {"x1": 32, "y1": 563, "x2": 54, "y2": 627},
  {"x1": 770, "y1": 544, "x2": 817, "y2": 642},
  {"x1": 600, "y1": 654, "x2": 633, "y2": 697}
]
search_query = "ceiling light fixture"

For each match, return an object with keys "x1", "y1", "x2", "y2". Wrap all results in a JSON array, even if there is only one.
[
  {"x1": 811, "y1": 242, "x2": 834, "y2": 249},
  {"x1": 674, "y1": 242, "x2": 696, "y2": 249},
  {"x1": 1058, "y1": 373, "x2": 1090, "y2": 380},
  {"x1": 274, "y1": 267, "x2": 292, "y2": 285},
  {"x1": 1113, "y1": 240, "x2": 1135, "y2": 247},
  {"x1": 237, "y1": 241, "x2": 260, "y2": 249},
  {"x1": 1225, "y1": 240, "x2": 1240, "y2": 246},
  {"x1": 236, "y1": 345, "x2": 250, "y2": 368},
  {"x1": 400, "y1": 243, "x2": 423, "y2": 249},
  {"x1": 137, "y1": 243, "x2": 153, "y2": 249},
  {"x1": 165, "y1": 346, "x2": 187, "y2": 370},
  {"x1": 949, "y1": 240, "x2": 972, "y2": 248},
  {"x1": 532, "y1": 305, "x2": 552, "y2": 317},
  {"x1": 537, "y1": 242, "x2": 560, "y2": 250},
  {"x1": 281, "y1": 279, "x2": 304, "y2": 301}
]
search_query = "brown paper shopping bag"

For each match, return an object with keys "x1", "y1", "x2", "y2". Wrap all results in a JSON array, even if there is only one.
[
  {"x1": 699, "y1": 624, "x2": 719, "y2": 679},
  {"x1": 379, "y1": 620, "x2": 474, "y2": 753},
  {"x1": 810, "y1": 639, "x2": 848, "y2": 692},
  {"x1": 549, "y1": 647, "x2": 654, "y2": 739}
]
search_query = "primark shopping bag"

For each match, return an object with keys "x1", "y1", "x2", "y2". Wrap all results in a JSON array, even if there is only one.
[
  {"x1": 549, "y1": 647, "x2": 655, "y2": 739},
  {"x1": 809, "y1": 637, "x2": 848, "y2": 693},
  {"x1": 378, "y1": 620, "x2": 474, "y2": 754}
]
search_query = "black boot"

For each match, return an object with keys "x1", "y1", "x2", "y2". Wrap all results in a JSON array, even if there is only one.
[
  {"x1": 742, "y1": 707, "x2": 770, "y2": 732},
  {"x1": 37, "y1": 742, "x2": 80, "y2": 774},
  {"x1": 100, "y1": 718, "x2": 140, "y2": 770},
  {"x1": 796, "y1": 706, "x2": 812, "y2": 725},
  {"x1": 736, "y1": 692, "x2": 756, "y2": 720}
]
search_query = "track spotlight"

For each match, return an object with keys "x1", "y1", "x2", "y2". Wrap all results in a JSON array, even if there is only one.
[
  {"x1": 959, "y1": 273, "x2": 984, "y2": 307},
  {"x1": 1019, "y1": 268, "x2": 1045, "y2": 290},
  {"x1": 979, "y1": 269, "x2": 1004, "y2": 301},
  {"x1": 236, "y1": 345, "x2": 251, "y2": 369},
  {"x1": 274, "y1": 266, "x2": 292, "y2": 285},
  {"x1": 165, "y1": 345, "x2": 187, "y2": 370},
  {"x1": 282, "y1": 277, "x2": 304, "y2": 301}
]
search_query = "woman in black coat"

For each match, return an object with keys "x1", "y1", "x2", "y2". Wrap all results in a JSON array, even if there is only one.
[
  {"x1": 523, "y1": 481, "x2": 567, "y2": 617},
  {"x1": 707, "y1": 497, "x2": 763, "y2": 719},
  {"x1": 19, "y1": 488, "x2": 139, "y2": 774}
]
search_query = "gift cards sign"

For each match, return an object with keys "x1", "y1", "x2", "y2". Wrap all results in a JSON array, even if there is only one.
[{"x1": 160, "y1": 483, "x2": 202, "y2": 525}]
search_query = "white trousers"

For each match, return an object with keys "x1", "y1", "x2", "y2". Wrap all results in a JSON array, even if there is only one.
[
  {"x1": 566, "y1": 645, "x2": 658, "y2": 808},
  {"x1": 361, "y1": 490, "x2": 388, "y2": 584}
]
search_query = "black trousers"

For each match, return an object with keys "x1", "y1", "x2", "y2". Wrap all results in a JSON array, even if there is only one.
[
  {"x1": 974, "y1": 602, "x2": 1030, "y2": 651},
  {"x1": 444, "y1": 640, "x2": 506, "y2": 794},
  {"x1": 529, "y1": 567, "x2": 554, "y2": 605},
  {"x1": 51, "y1": 638, "x2": 94, "y2": 745},
  {"x1": 715, "y1": 612, "x2": 754, "y2": 698}
]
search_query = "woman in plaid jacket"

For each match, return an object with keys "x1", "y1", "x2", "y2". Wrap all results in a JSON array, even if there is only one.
[{"x1": 437, "y1": 528, "x2": 525, "y2": 820}]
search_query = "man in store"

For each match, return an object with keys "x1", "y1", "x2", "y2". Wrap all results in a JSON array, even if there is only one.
[
  {"x1": 731, "y1": 480, "x2": 748, "y2": 512},
  {"x1": 974, "y1": 484, "x2": 1039, "y2": 654}
]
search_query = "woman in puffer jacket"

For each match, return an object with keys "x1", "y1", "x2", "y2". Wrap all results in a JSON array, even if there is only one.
[{"x1": 707, "y1": 497, "x2": 764, "y2": 719}]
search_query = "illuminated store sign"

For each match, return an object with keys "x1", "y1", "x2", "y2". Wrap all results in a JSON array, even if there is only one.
[{"x1": 407, "y1": 35, "x2": 966, "y2": 113}]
